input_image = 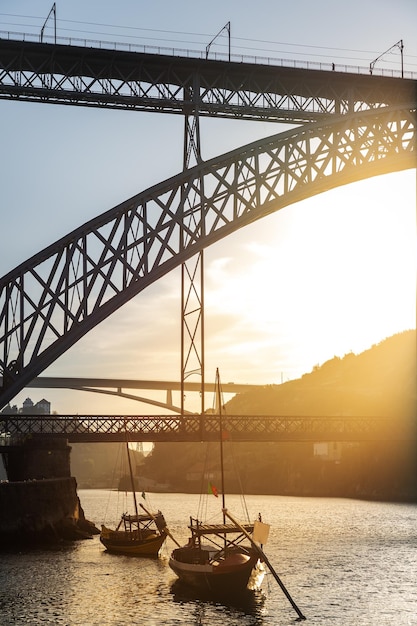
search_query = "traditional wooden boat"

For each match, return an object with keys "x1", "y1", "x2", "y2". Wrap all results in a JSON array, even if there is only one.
[
  {"x1": 100, "y1": 432, "x2": 168, "y2": 557},
  {"x1": 169, "y1": 516, "x2": 263, "y2": 595},
  {"x1": 169, "y1": 369, "x2": 267, "y2": 596},
  {"x1": 100, "y1": 509, "x2": 168, "y2": 556}
]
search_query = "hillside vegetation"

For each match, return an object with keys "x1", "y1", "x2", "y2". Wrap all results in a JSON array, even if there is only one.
[
  {"x1": 72, "y1": 330, "x2": 416, "y2": 501},
  {"x1": 227, "y1": 329, "x2": 415, "y2": 417}
]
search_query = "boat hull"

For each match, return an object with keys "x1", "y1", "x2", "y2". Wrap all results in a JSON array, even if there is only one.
[
  {"x1": 169, "y1": 550, "x2": 259, "y2": 596},
  {"x1": 100, "y1": 526, "x2": 167, "y2": 557}
]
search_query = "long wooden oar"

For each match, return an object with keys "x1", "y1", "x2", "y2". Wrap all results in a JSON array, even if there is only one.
[
  {"x1": 223, "y1": 508, "x2": 306, "y2": 621},
  {"x1": 140, "y1": 503, "x2": 181, "y2": 548}
]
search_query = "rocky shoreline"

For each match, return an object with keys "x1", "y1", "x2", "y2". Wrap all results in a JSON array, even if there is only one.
[{"x1": 0, "y1": 477, "x2": 99, "y2": 546}]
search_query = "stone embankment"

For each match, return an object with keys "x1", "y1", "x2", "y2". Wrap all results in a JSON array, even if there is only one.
[
  {"x1": 0, "y1": 476, "x2": 99, "y2": 544},
  {"x1": 0, "y1": 437, "x2": 99, "y2": 545}
]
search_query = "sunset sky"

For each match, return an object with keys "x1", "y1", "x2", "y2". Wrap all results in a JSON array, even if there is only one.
[{"x1": 0, "y1": 0, "x2": 416, "y2": 414}]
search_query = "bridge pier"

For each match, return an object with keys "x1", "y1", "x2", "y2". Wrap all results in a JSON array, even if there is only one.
[
  {"x1": 0, "y1": 438, "x2": 99, "y2": 546},
  {"x1": 4, "y1": 437, "x2": 71, "y2": 481}
]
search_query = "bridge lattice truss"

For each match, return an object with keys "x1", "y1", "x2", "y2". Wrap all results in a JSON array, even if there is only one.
[
  {"x1": 0, "y1": 39, "x2": 413, "y2": 123},
  {"x1": 0, "y1": 414, "x2": 414, "y2": 444},
  {"x1": 0, "y1": 104, "x2": 415, "y2": 408}
]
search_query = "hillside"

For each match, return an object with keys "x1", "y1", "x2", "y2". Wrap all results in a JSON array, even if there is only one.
[
  {"x1": 226, "y1": 330, "x2": 416, "y2": 417},
  {"x1": 140, "y1": 330, "x2": 416, "y2": 501}
]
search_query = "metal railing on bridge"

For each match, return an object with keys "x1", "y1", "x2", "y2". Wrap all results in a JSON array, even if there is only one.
[
  {"x1": 0, "y1": 29, "x2": 414, "y2": 79},
  {"x1": 0, "y1": 414, "x2": 414, "y2": 446}
]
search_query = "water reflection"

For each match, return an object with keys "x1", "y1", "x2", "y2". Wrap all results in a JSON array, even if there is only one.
[{"x1": 170, "y1": 579, "x2": 266, "y2": 624}]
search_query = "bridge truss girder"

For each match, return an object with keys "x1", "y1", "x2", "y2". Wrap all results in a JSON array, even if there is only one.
[
  {"x1": 0, "y1": 39, "x2": 415, "y2": 124},
  {"x1": 0, "y1": 414, "x2": 414, "y2": 444},
  {"x1": 0, "y1": 105, "x2": 415, "y2": 409}
]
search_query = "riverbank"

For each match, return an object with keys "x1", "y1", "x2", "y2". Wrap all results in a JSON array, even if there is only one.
[{"x1": 0, "y1": 477, "x2": 99, "y2": 546}]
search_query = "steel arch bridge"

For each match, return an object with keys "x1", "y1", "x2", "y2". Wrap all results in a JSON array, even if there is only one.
[
  {"x1": 0, "y1": 37, "x2": 416, "y2": 411},
  {"x1": 0, "y1": 105, "x2": 415, "y2": 409}
]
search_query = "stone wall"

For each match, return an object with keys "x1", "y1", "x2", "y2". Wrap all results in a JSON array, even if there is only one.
[
  {"x1": 0, "y1": 438, "x2": 99, "y2": 545},
  {"x1": 0, "y1": 476, "x2": 98, "y2": 544}
]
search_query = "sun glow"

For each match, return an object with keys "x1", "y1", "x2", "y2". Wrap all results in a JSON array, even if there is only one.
[{"x1": 204, "y1": 172, "x2": 416, "y2": 383}]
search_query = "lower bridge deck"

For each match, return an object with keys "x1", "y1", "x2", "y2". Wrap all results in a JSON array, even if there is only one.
[{"x1": 0, "y1": 414, "x2": 414, "y2": 447}]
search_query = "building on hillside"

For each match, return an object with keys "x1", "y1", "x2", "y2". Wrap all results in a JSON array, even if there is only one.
[
  {"x1": 33, "y1": 398, "x2": 51, "y2": 415},
  {"x1": 1, "y1": 398, "x2": 51, "y2": 415}
]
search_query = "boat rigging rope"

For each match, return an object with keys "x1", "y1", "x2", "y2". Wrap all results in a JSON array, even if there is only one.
[{"x1": 102, "y1": 442, "x2": 124, "y2": 524}]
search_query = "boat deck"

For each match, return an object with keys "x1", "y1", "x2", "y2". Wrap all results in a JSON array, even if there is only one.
[{"x1": 188, "y1": 522, "x2": 254, "y2": 535}]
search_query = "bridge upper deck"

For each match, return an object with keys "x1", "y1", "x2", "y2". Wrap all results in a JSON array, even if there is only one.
[{"x1": 0, "y1": 37, "x2": 415, "y2": 123}]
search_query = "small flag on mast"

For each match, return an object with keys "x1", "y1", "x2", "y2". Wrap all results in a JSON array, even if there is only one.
[{"x1": 208, "y1": 481, "x2": 219, "y2": 497}]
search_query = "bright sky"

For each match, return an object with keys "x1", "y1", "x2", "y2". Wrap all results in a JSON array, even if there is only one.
[{"x1": 0, "y1": 0, "x2": 416, "y2": 414}]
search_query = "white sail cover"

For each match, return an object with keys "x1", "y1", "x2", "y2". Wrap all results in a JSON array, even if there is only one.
[{"x1": 253, "y1": 520, "x2": 270, "y2": 545}]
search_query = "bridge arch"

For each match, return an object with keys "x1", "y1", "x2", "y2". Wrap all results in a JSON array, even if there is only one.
[{"x1": 0, "y1": 105, "x2": 415, "y2": 408}]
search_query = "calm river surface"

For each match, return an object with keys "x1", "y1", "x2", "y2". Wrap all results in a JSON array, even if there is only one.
[{"x1": 0, "y1": 490, "x2": 416, "y2": 625}]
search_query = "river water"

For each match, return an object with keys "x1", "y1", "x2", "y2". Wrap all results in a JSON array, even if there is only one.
[{"x1": 0, "y1": 490, "x2": 416, "y2": 625}]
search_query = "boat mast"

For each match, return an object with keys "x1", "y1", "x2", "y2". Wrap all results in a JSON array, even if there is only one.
[
  {"x1": 216, "y1": 368, "x2": 226, "y2": 522},
  {"x1": 124, "y1": 419, "x2": 139, "y2": 519}
]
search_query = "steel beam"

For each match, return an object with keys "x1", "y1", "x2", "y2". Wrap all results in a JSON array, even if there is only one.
[{"x1": 181, "y1": 90, "x2": 205, "y2": 416}]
